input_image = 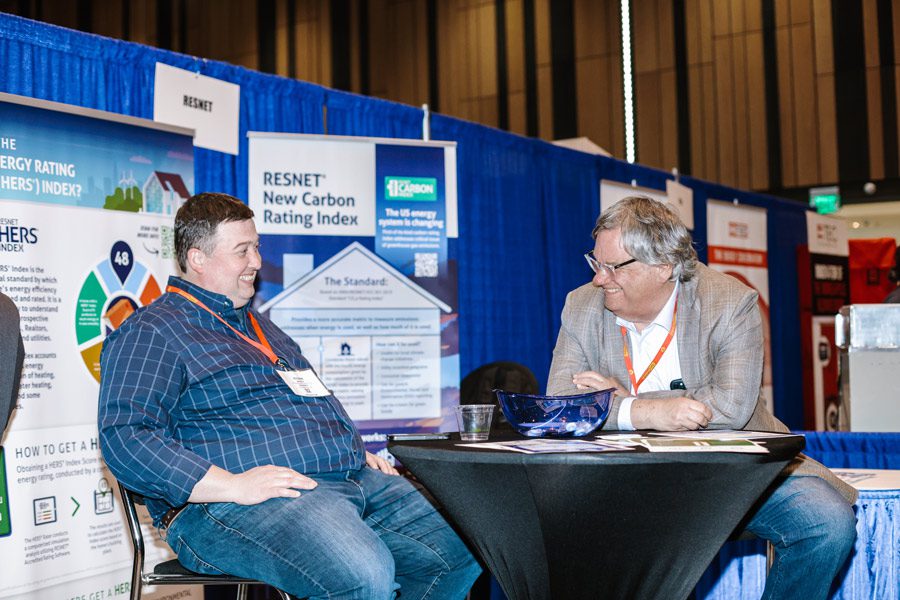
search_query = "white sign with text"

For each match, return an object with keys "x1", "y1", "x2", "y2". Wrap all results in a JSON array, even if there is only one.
[{"x1": 153, "y1": 62, "x2": 240, "y2": 155}]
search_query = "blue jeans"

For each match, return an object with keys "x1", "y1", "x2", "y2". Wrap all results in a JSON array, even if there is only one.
[
  {"x1": 746, "y1": 475, "x2": 856, "y2": 600},
  {"x1": 164, "y1": 467, "x2": 481, "y2": 599}
]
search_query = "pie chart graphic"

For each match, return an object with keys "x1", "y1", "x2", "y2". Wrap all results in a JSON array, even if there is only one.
[{"x1": 75, "y1": 241, "x2": 162, "y2": 382}]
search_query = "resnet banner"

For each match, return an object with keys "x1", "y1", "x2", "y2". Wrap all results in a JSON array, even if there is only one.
[
  {"x1": 248, "y1": 133, "x2": 459, "y2": 453},
  {"x1": 0, "y1": 94, "x2": 197, "y2": 600},
  {"x1": 706, "y1": 200, "x2": 773, "y2": 413}
]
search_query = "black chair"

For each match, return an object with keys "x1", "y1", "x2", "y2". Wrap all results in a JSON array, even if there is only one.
[
  {"x1": 118, "y1": 482, "x2": 291, "y2": 600},
  {"x1": 0, "y1": 291, "x2": 24, "y2": 435},
  {"x1": 460, "y1": 361, "x2": 539, "y2": 432}
]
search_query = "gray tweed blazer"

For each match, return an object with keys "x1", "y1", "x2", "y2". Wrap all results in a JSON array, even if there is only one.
[
  {"x1": 0, "y1": 291, "x2": 24, "y2": 436},
  {"x1": 547, "y1": 263, "x2": 857, "y2": 504}
]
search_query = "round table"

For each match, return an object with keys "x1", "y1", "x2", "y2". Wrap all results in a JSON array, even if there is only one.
[{"x1": 390, "y1": 432, "x2": 804, "y2": 600}]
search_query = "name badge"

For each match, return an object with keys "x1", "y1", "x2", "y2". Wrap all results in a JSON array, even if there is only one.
[{"x1": 277, "y1": 368, "x2": 331, "y2": 397}]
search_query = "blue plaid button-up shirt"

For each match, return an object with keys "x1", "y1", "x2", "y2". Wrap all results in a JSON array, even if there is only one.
[{"x1": 98, "y1": 276, "x2": 365, "y2": 524}]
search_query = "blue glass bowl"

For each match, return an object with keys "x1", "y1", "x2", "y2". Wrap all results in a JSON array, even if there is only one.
[{"x1": 494, "y1": 388, "x2": 614, "y2": 437}]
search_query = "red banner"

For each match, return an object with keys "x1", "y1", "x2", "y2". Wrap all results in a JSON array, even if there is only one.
[{"x1": 707, "y1": 246, "x2": 768, "y2": 268}]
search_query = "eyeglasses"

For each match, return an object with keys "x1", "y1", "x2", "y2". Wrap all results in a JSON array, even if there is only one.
[{"x1": 584, "y1": 251, "x2": 637, "y2": 277}]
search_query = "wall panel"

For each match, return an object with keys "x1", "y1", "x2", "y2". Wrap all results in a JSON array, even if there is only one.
[
  {"x1": 129, "y1": 0, "x2": 157, "y2": 49},
  {"x1": 895, "y1": 66, "x2": 900, "y2": 177},
  {"x1": 702, "y1": 63, "x2": 717, "y2": 182},
  {"x1": 863, "y1": 0, "x2": 884, "y2": 181},
  {"x1": 275, "y1": 0, "x2": 288, "y2": 76},
  {"x1": 573, "y1": 0, "x2": 622, "y2": 157},
  {"x1": 816, "y1": 75, "x2": 839, "y2": 183},
  {"x1": 505, "y1": 0, "x2": 527, "y2": 135},
  {"x1": 733, "y1": 33, "x2": 751, "y2": 188},
  {"x1": 789, "y1": 0, "x2": 810, "y2": 26},
  {"x1": 635, "y1": 72, "x2": 661, "y2": 167},
  {"x1": 812, "y1": 0, "x2": 837, "y2": 184},
  {"x1": 575, "y1": 57, "x2": 605, "y2": 147},
  {"x1": 687, "y1": 57, "x2": 705, "y2": 174},
  {"x1": 867, "y1": 71, "x2": 885, "y2": 181},
  {"x1": 436, "y1": 0, "x2": 499, "y2": 128},
  {"x1": 747, "y1": 31, "x2": 769, "y2": 189},
  {"x1": 792, "y1": 22, "x2": 819, "y2": 186},
  {"x1": 713, "y1": 36, "x2": 736, "y2": 185},
  {"x1": 286, "y1": 0, "x2": 329, "y2": 85},
  {"x1": 369, "y1": 1, "x2": 430, "y2": 107},
  {"x1": 633, "y1": 0, "x2": 677, "y2": 170},
  {"x1": 91, "y1": 0, "x2": 123, "y2": 39},
  {"x1": 660, "y1": 68, "x2": 678, "y2": 169},
  {"x1": 776, "y1": 19, "x2": 797, "y2": 186},
  {"x1": 535, "y1": 0, "x2": 553, "y2": 138},
  {"x1": 10, "y1": 0, "x2": 899, "y2": 196},
  {"x1": 684, "y1": 0, "x2": 768, "y2": 189},
  {"x1": 686, "y1": 0, "x2": 708, "y2": 175}
]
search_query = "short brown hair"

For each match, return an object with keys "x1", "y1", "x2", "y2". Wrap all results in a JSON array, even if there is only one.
[{"x1": 174, "y1": 193, "x2": 254, "y2": 272}]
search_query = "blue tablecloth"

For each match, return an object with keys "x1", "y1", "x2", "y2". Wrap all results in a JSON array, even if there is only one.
[
  {"x1": 798, "y1": 431, "x2": 900, "y2": 469},
  {"x1": 694, "y1": 484, "x2": 899, "y2": 599},
  {"x1": 696, "y1": 432, "x2": 900, "y2": 600},
  {"x1": 696, "y1": 429, "x2": 900, "y2": 600}
]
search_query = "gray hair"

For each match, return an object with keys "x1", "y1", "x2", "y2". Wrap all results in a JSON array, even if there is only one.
[{"x1": 592, "y1": 196, "x2": 698, "y2": 282}]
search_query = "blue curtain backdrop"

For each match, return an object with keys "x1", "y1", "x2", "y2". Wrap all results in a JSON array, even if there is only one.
[
  {"x1": 0, "y1": 12, "x2": 813, "y2": 427},
  {"x1": 324, "y1": 89, "x2": 423, "y2": 139}
]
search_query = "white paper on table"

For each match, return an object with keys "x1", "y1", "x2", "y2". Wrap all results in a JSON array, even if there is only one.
[
  {"x1": 639, "y1": 438, "x2": 769, "y2": 453},
  {"x1": 648, "y1": 430, "x2": 794, "y2": 440},
  {"x1": 456, "y1": 439, "x2": 632, "y2": 454},
  {"x1": 832, "y1": 469, "x2": 900, "y2": 490},
  {"x1": 596, "y1": 434, "x2": 645, "y2": 446}
]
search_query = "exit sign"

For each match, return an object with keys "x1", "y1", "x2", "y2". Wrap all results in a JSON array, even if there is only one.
[{"x1": 809, "y1": 185, "x2": 840, "y2": 215}]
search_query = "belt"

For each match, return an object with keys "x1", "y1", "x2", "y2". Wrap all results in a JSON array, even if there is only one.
[{"x1": 160, "y1": 504, "x2": 186, "y2": 529}]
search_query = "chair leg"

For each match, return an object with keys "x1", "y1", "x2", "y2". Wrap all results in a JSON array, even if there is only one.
[
  {"x1": 129, "y1": 576, "x2": 141, "y2": 600},
  {"x1": 236, "y1": 583, "x2": 248, "y2": 600}
]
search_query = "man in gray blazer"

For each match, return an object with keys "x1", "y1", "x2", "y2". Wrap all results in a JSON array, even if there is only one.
[
  {"x1": 0, "y1": 291, "x2": 24, "y2": 434},
  {"x1": 548, "y1": 197, "x2": 856, "y2": 600}
]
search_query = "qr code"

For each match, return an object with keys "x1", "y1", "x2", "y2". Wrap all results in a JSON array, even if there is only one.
[
  {"x1": 160, "y1": 225, "x2": 174, "y2": 259},
  {"x1": 414, "y1": 253, "x2": 438, "y2": 278}
]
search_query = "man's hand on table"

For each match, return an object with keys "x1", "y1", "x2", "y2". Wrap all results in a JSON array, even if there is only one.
[
  {"x1": 632, "y1": 397, "x2": 713, "y2": 431},
  {"x1": 572, "y1": 371, "x2": 630, "y2": 397},
  {"x1": 366, "y1": 451, "x2": 399, "y2": 476}
]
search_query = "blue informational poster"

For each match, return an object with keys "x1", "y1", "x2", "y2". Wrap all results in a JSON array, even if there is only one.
[
  {"x1": 374, "y1": 144, "x2": 448, "y2": 283},
  {"x1": 0, "y1": 93, "x2": 195, "y2": 599},
  {"x1": 0, "y1": 98, "x2": 194, "y2": 212},
  {"x1": 248, "y1": 134, "x2": 459, "y2": 453}
]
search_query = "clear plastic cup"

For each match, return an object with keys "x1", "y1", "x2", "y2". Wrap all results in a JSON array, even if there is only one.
[{"x1": 455, "y1": 404, "x2": 494, "y2": 441}]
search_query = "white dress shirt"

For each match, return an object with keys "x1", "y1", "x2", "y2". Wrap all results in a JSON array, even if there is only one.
[{"x1": 616, "y1": 283, "x2": 682, "y2": 430}]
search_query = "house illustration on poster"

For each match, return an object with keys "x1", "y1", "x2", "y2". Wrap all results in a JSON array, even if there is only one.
[
  {"x1": 259, "y1": 242, "x2": 451, "y2": 422},
  {"x1": 142, "y1": 171, "x2": 190, "y2": 214}
]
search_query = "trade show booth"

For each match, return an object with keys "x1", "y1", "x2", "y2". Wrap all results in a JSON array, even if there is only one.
[{"x1": 0, "y1": 12, "x2": 895, "y2": 600}]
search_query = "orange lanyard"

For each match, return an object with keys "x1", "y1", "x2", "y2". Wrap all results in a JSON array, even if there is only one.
[
  {"x1": 620, "y1": 298, "x2": 677, "y2": 395},
  {"x1": 166, "y1": 285, "x2": 280, "y2": 365}
]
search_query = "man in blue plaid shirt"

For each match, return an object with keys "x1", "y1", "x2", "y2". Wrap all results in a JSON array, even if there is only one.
[{"x1": 99, "y1": 193, "x2": 479, "y2": 599}]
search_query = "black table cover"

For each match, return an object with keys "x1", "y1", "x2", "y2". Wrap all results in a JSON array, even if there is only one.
[{"x1": 390, "y1": 433, "x2": 804, "y2": 600}]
